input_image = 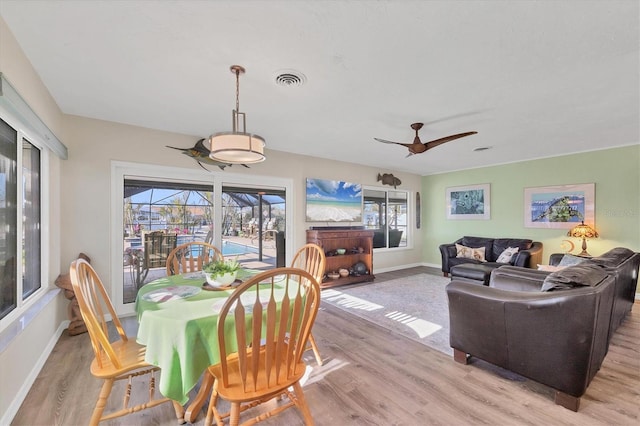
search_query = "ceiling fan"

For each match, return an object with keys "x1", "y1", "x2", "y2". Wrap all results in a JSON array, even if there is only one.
[{"x1": 374, "y1": 122, "x2": 477, "y2": 156}]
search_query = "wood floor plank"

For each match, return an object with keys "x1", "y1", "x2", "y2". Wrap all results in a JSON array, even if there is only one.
[{"x1": 10, "y1": 267, "x2": 640, "y2": 425}]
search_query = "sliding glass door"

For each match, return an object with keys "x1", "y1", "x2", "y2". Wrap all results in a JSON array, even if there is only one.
[{"x1": 112, "y1": 161, "x2": 293, "y2": 313}]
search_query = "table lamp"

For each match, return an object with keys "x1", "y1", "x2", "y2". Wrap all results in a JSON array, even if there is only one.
[{"x1": 567, "y1": 221, "x2": 599, "y2": 257}]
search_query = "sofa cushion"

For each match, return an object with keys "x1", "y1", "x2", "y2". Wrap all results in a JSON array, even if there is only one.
[
  {"x1": 541, "y1": 264, "x2": 608, "y2": 292},
  {"x1": 496, "y1": 247, "x2": 519, "y2": 263},
  {"x1": 456, "y1": 244, "x2": 487, "y2": 262},
  {"x1": 558, "y1": 254, "x2": 588, "y2": 267},
  {"x1": 492, "y1": 239, "x2": 533, "y2": 262}
]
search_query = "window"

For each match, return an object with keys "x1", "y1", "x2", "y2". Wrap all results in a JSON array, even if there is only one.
[
  {"x1": 363, "y1": 188, "x2": 408, "y2": 249},
  {"x1": 0, "y1": 119, "x2": 42, "y2": 321}
]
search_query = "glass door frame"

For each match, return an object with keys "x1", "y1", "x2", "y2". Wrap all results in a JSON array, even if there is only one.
[{"x1": 110, "y1": 161, "x2": 293, "y2": 316}]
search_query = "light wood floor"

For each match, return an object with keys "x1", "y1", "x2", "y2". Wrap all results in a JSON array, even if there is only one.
[{"x1": 11, "y1": 267, "x2": 640, "y2": 425}]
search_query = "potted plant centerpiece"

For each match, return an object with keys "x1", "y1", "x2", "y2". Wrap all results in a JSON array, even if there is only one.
[{"x1": 203, "y1": 258, "x2": 241, "y2": 287}]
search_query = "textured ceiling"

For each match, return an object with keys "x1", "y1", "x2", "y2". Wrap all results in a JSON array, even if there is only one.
[{"x1": 1, "y1": 0, "x2": 638, "y2": 175}]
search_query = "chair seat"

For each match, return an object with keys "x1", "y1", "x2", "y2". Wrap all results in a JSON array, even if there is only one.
[{"x1": 209, "y1": 350, "x2": 307, "y2": 402}]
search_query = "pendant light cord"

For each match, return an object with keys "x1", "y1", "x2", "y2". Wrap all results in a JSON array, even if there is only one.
[{"x1": 235, "y1": 68, "x2": 240, "y2": 112}]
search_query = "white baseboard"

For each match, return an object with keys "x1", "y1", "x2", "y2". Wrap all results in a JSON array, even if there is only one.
[{"x1": 374, "y1": 261, "x2": 441, "y2": 274}]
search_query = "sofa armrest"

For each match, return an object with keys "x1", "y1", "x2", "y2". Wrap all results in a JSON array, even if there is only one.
[
  {"x1": 439, "y1": 243, "x2": 459, "y2": 275},
  {"x1": 512, "y1": 241, "x2": 543, "y2": 268},
  {"x1": 549, "y1": 253, "x2": 565, "y2": 266}
]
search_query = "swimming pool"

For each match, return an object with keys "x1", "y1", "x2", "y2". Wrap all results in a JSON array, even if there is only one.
[
  {"x1": 126, "y1": 237, "x2": 258, "y2": 256},
  {"x1": 222, "y1": 240, "x2": 258, "y2": 256}
]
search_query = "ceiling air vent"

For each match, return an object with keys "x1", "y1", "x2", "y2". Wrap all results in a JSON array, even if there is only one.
[{"x1": 274, "y1": 70, "x2": 306, "y2": 87}]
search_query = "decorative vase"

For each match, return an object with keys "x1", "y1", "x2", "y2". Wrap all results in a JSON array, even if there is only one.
[{"x1": 206, "y1": 271, "x2": 237, "y2": 287}]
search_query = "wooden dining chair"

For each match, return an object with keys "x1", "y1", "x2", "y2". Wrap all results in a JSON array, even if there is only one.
[
  {"x1": 69, "y1": 258, "x2": 185, "y2": 426},
  {"x1": 204, "y1": 267, "x2": 321, "y2": 426},
  {"x1": 291, "y1": 243, "x2": 326, "y2": 366},
  {"x1": 166, "y1": 241, "x2": 223, "y2": 276}
]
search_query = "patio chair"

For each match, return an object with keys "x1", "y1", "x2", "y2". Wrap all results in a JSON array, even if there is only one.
[
  {"x1": 166, "y1": 241, "x2": 224, "y2": 275},
  {"x1": 291, "y1": 243, "x2": 325, "y2": 366},
  {"x1": 127, "y1": 231, "x2": 177, "y2": 289},
  {"x1": 143, "y1": 231, "x2": 178, "y2": 269},
  {"x1": 69, "y1": 258, "x2": 185, "y2": 426},
  {"x1": 204, "y1": 268, "x2": 320, "y2": 426}
]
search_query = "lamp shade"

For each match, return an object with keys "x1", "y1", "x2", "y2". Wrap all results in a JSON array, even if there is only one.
[
  {"x1": 208, "y1": 132, "x2": 266, "y2": 164},
  {"x1": 567, "y1": 221, "x2": 599, "y2": 239}
]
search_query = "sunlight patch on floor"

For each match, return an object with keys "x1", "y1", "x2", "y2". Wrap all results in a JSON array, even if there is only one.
[
  {"x1": 322, "y1": 289, "x2": 383, "y2": 312},
  {"x1": 385, "y1": 311, "x2": 442, "y2": 338},
  {"x1": 304, "y1": 358, "x2": 350, "y2": 386}
]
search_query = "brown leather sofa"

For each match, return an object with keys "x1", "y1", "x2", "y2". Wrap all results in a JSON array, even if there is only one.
[
  {"x1": 446, "y1": 247, "x2": 639, "y2": 412},
  {"x1": 439, "y1": 236, "x2": 543, "y2": 276}
]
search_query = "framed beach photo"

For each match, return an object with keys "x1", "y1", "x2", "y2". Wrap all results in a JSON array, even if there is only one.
[
  {"x1": 446, "y1": 183, "x2": 490, "y2": 220},
  {"x1": 524, "y1": 183, "x2": 595, "y2": 228},
  {"x1": 305, "y1": 178, "x2": 362, "y2": 222}
]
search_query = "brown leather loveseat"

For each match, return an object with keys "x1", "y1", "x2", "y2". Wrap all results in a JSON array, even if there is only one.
[{"x1": 439, "y1": 236, "x2": 543, "y2": 276}]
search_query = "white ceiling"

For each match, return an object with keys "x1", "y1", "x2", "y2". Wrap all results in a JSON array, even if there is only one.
[{"x1": 1, "y1": 0, "x2": 638, "y2": 176}]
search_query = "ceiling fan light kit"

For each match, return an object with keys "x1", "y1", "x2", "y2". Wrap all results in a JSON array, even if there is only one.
[
  {"x1": 209, "y1": 65, "x2": 266, "y2": 164},
  {"x1": 374, "y1": 122, "x2": 478, "y2": 156}
]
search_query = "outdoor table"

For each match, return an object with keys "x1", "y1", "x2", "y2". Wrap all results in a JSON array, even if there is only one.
[{"x1": 135, "y1": 268, "x2": 291, "y2": 422}]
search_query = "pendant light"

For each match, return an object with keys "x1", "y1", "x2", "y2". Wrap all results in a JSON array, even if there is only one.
[{"x1": 208, "y1": 65, "x2": 265, "y2": 164}]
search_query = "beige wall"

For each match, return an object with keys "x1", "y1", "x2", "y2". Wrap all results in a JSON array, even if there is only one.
[{"x1": 62, "y1": 114, "x2": 424, "y2": 285}]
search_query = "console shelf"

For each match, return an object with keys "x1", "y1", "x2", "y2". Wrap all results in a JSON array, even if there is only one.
[{"x1": 306, "y1": 229, "x2": 374, "y2": 288}]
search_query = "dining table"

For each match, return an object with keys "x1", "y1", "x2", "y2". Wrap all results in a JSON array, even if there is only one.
[{"x1": 134, "y1": 268, "x2": 291, "y2": 423}]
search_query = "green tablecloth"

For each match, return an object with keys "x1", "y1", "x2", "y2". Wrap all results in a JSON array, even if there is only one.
[{"x1": 135, "y1": 269, "x2": 287, "y2": 404}]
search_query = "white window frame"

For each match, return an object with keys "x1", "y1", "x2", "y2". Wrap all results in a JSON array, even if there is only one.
[{"x1": 0, "y1": 106, "x2": 50, "y2": 333}]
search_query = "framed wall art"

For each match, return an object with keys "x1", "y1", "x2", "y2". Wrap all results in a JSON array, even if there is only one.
[
  {"x1": 305, "y1": 178, "x2": 362, "y2": 222},
  {"x1": 446, "y1": 183, "x2": 490, "y2": 220},
  {"x1": 524, "y1": 183, "x2": 595, "y2": 228}
]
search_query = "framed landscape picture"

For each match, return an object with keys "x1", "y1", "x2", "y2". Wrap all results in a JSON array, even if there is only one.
[
  {"x1": 305, "y1": 178, "x2": 362, "y2": 222},
  {"x1": 524, "y1": 183, "x2": 595, "y2": 228},
  {"x1": 446, "y1": 183, "x2": 490, "y2": 220}
]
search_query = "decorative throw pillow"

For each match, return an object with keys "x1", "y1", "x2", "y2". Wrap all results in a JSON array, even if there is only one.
[
  {"x1": 540, "y1": 264, "x2": 608, "y2": 291},
  {"x1": 557, "y1": 254, "x2": 587, "y2": 267},
  {"x1": 496, "y1": 247, "x2": 519, "y2": 263},
  {"x1": 455, "y1": 244, "x2": 487, "y2": 262},
  {"x1": 537, "y1": 264, "x2": 565, "y2": 272}
]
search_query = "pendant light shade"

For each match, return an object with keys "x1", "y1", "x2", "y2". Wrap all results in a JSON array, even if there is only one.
[
  {"x1": 208, "y1": 132, "x2": 265, "y2": 163},
  {"x1": 209, "y1": 65, "x2": 266, "y2": 164}
]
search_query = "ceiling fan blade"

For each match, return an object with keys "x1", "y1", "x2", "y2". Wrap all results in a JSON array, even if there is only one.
[
  {"x1": 374, "y1": 138, "x2": 412, "y2": 148},
  {"x1": 424, "y1": 131, "x2": 477, "y2": 150}
]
